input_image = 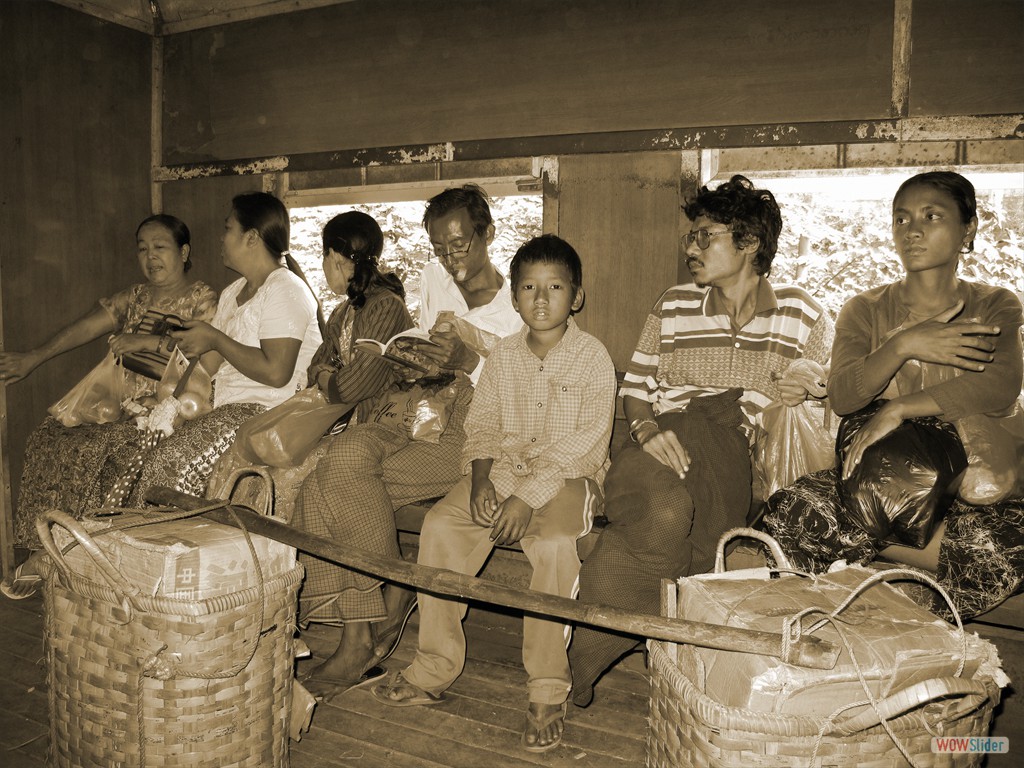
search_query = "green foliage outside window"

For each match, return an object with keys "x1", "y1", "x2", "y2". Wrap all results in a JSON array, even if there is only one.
[{"x1": 292, "y1": 184, "x2": 1022, "y2": 324}]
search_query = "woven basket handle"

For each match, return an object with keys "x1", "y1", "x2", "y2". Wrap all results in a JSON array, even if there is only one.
[
  {"x1": 35, "y1": 508, "x2": 141, "y2": 602},
  {"x1": 221, "y1": 465, "x2": 275, "y2": 517},
  {"x1": 826, "y1": 676, "x2": 994, "y2": 736},
  {"x1": 714, "y1": 527, "x2": 793, "y2": 574}
]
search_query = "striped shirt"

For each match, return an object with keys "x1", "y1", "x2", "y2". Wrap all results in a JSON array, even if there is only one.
[
  {"x1": 620, "y1": 278, "x2": 834, "y2": 436},
  {"x1": 462, "y1": 318, "x2": 617, "y2": 511}
]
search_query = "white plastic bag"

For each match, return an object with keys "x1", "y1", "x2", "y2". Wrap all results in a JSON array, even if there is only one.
[
  {"x1": 48, "y1": 352, "x2": 128, "y2": 427},
  {"x1": 754, "y1": 400, "x2": 835, "y2": 498}
]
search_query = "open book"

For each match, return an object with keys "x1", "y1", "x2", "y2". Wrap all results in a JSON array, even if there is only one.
[{"x1": 355, "y1": 329, "x2": 440, "y2": 374}]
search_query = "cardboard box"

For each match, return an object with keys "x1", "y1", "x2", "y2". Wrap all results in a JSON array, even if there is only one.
[
  {"x1": 675, "y1": 563, "x2": 993, "y2": 717},
  {"x1": 53, "y1": 513, "x2": 296, "y2": 600}
]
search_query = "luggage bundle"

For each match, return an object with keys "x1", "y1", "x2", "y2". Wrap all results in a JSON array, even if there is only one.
[
  {"x1": 647, "y1": 529, "x2": 1006, "y2": 768},
  {"x1": 37, "y1": 500, "x2": 302, "y2": 768}
]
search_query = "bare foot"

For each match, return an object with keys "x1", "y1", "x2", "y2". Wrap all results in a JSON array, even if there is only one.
[
  {"x1": 382, "y1": 583, "x2": 415, "y2": 624},
  {"x1": 371, "y1": 670, "x2": 444, "y2": 707},
  {"x1": 303, "y1": 621, "x2": 375, "y2": 687},
  {"x1": 303, "y1": 664, "x2": 387, "y2": 703},
  {"x1": 522, "y1": 701, "x2": 566, "y2": 753}
]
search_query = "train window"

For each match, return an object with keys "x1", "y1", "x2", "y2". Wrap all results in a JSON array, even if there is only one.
[
  {"x1": 710, "y1": 168, "x2": 1023, "y2": 317},
  {"x1": 290, "y1": 193, "x2": 542, "y2": 321}
]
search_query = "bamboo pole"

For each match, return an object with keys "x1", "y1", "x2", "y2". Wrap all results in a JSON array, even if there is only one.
[{"x1": 146, "y1": 486, "x2": 839, "y2": 670}]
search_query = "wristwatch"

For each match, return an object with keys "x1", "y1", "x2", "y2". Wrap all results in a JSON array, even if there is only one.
[{"x1": 628, "y1": 417, "x2": 659, "y2": 443}]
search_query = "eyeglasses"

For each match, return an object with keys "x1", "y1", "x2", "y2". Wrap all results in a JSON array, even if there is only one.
[
  {"x1": 433, "y1": 230, "x2": 476, "y2": 262},
  {"x1": 682, "y1": 228, "x2": 734, "y2": 250}
]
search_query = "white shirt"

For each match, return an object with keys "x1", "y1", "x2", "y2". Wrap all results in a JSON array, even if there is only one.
[
  {"x1": 211, "y1": 268, "x2": 322, "y2": 409},
  {"x1": 417, "y1": 262, "x2": 523, "y2": 385}
]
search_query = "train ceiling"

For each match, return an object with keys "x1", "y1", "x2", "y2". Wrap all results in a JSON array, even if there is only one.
[{"x1": 49, "y1": 0, "x2": 358, "y2": 35}]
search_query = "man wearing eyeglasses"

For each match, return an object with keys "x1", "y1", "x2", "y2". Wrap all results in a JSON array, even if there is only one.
[
  {"x1": 294, "y1": 184, "x2": 523, "y2": 701},
  {"x1": 568, "y1": 175, "x2": 835, "y2": 708}
]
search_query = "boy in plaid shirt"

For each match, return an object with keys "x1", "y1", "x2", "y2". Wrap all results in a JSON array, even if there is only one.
[{"x1": 373, "y1": 234, "x2": 616, "y2": 753}]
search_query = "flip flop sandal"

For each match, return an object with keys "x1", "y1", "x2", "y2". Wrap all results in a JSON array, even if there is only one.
[
  {"x1": 0, "y1": 563, "x2": 43, "y2": 601},
  {"x1": 303, "y1": 664, "x2": 387, "y2": 703},
  {"x1": 522, "y1": 701, "x2": 567, "y2": 753},
  {"x1": 370, "y1": 670, "x2": 445, "y2": 708},
  {"x1": 371, "y1": 599, "x2": 418, "y2": 665}
]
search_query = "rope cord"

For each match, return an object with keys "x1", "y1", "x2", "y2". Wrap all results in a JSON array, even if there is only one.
[
  {"x1": 808, "y1": 614, "x2": 917, "y2": 766},
  {"x1": 780, "y1": 567, "x2": 967, "y2": 766}
]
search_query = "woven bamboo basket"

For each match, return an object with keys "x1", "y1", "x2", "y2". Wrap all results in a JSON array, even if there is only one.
[
  {"x1": 37, "y1": 507, "x2": 303, "y2": 768},
  {"x1": 646, "y1": 529, "x2": 1001, "y2": 768},
  {"x1": 648, "y1": 642, "x2": 999, "y2": 768}
]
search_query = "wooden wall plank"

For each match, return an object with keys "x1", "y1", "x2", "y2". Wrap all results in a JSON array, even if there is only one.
[
  {"x1": 0, "y1": 2, "x2": 151, "y2": 557},
  {"x1": 555, "y1": 152, "x2": 682, "y2": 370},
  {"x1": 910, "y1": 0, "x2": 1024, "y2": 117},
  {"x1": 160, "y1": 0, "x2": 895, "y2": 164},
  {"x1": 161, "y1": 176, "x2": 265, "y2": 294}
]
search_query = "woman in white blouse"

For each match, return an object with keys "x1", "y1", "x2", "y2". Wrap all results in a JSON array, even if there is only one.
[{"x1": 127, "y1": 191, "x2": 323, "y2": 504}]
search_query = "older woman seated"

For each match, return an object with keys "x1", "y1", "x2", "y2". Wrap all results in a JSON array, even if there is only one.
[
  {"x1": 0, "y1": 214, "x2": 217, "y2": 551},
  {"x1": 124, "y1": 191, "x2": 324, "y2": 506},
  {"x1": 0, "y1": 214, "x2": 218, "y2": 598}
]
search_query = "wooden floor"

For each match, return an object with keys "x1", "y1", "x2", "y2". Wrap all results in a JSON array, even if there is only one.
[{"x1": 2, "y1": 591, "x2": 1022, "y2": 767}]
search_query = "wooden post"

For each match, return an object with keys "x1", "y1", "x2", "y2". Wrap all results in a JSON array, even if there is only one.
[
  {"x1": 0, "y1": 275, "x2": 12, "y2": 577},
  {"x1": 144, "y1": 486, "x2": 840, "y2": 670}
]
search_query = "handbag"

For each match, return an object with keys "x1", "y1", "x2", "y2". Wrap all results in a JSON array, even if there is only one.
[
  {"x1": 366, "y1": 374, "x2": 459, "y2": 444},
  {"x1": 48, "y1": 351, "x2": 129, "y2": 427},
  {"x1": 120, "y1": 310, "x2": 186, "y2": 379},
  {"x1": 231, "y1": 387, "x2": 354, "y2": 468}
]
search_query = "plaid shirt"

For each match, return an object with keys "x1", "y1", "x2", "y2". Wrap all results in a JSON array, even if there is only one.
[{"x1": 462, "y1": 318, "x2": 617, "y2": 510}]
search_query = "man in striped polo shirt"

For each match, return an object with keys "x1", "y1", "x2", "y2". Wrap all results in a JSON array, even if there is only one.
[{"x1": 568, "y1": 175, "x2": 835, "y2": 707}]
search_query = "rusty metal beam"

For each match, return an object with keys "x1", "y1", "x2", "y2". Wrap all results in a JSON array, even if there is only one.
[
  {"x1": 154, "y1": 116, "x2": 1024, "y2": 183},
  {"x1": 154, "y1": 142, "x2": 455, "y2": 182}
]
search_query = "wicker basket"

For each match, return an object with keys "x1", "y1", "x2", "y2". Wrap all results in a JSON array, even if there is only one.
[
  {"x1": 646, "y1": 528, "x2": 1002, "y2": 768},
  {"x1": 649, "y1": 641, "x2": 999, "y2": 768},
  {"x1": 37, "y1": 507, "x2": 303, "y2": 768}
]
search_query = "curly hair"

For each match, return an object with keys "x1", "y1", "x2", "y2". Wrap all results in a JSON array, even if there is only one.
[
  {"x1": 422, "y1": 183, "x2": 494, "y2": 237},
  {"x1": 322, "y1": 211, "x2": 404, "y2": 309},
  {"x1": 683, "y1": 174, "x2": 782, "y2": 277}
]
